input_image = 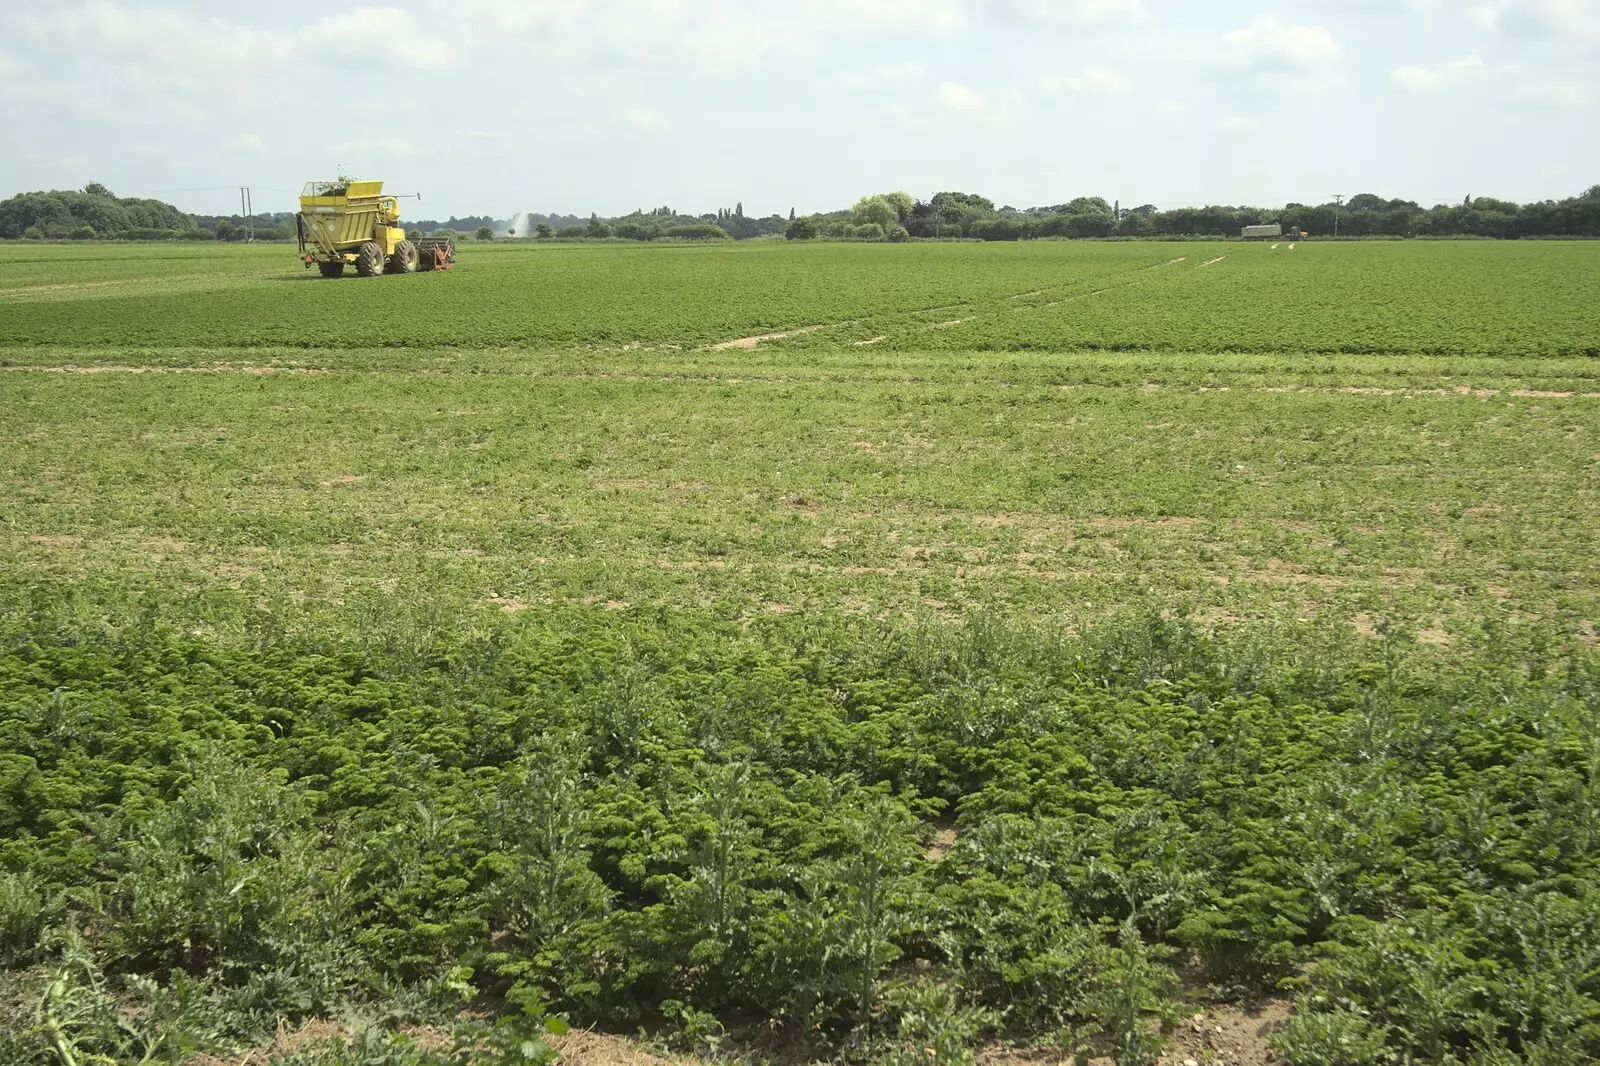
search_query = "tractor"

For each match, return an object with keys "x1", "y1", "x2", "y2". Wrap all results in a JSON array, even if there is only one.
[{"x1": 296, "y1": 179, "x2": 455, "y2": 278}]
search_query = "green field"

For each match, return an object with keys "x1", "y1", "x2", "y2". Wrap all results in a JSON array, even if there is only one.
[
  {"x1": 4, "y1": 240, "x2": 1600, "y2": 355},
  {"x1": 2, "y1": 240, "x2": 1598, "y2": 1066}
]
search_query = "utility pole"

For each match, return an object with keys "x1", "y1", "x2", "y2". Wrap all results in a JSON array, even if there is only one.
[
  {"x1": 239, "y1": 186, "x2": 254, "y2": 242},
  {"x1": 1333, "y1": 193, "x2": 1344, "y2": 239}
]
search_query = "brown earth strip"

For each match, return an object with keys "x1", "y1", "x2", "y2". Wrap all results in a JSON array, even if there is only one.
[{"x1": 711, "y1": 325, "x2": 826, "y2": 350}]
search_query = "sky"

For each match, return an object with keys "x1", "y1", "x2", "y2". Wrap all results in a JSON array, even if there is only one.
[{"x1": 1, "y1": 0, "x2": 1597, "y2": 219}]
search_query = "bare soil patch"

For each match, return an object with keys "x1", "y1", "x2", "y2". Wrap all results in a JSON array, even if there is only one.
[
  {"x1": 554, "y1": 1028, "x2": 681, "y2": 1066},
  {"x1": 980, "y1": 999, "x2": 1290, "y2": 1066},
  {"x1": 711, "y1": 325, "x2": 825, "y2": 350},
  {"x1": 1159, "y1": 999, "x2": 1291, "y2": 1066}
]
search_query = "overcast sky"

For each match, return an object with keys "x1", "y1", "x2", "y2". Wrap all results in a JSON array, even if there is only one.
[{"x1": 2, "y1": 0, "x2": 1596, "y2": 218}]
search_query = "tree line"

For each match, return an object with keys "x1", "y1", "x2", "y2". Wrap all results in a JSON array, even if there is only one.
[
  {"x1": 4, "y1": 182, "x2": 1599, "y2": 243},
  {"x1": 784, "y1": 186, "x2": 1600, "y2": 241},
  {"x1": 0, "y1": 184, "x2": 203, "y2": 240},
  {"x1": 434, "y1": 205, "x2": 791, "y2": 243}
]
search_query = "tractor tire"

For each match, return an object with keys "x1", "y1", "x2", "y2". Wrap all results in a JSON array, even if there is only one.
[
  {"x1": 418, "y1": 248, "x2": 437, "y2": 272},
  {"x1": 388, "y1": 240, "x2": 419, "y2": 274},
  {"x1": 318, "y1": 260, "x2": 344, "y2": 278},
  {"x1": 355, "y1": 241, "x2": 385, "y2": 277}
]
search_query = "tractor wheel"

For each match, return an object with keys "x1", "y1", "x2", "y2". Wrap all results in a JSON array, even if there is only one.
[
  {"x1": 418, "y1": 247, "x2": 437, "y2": 272},
  {"x1": 318, "y1": 260, "x2": 345, "y2": 278},
  {"x1": 388, "y1": 240, "x2": 419, "y2": 274},
  {"x1": 355, "y1": 241, "x2": 385, "y2": 277}
]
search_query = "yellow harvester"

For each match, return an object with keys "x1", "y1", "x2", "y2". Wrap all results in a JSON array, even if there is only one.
[{"x1": 296, "y1": 179, "x2": 454, "y2": 278}]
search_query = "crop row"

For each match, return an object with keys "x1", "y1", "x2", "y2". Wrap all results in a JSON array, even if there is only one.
[
  {"x1": 2, "y1": 609, "x2": 1597, "y2": 1064},
  {"x1": 2, "y1": 240, "x2": 1597, "y2": 356}
]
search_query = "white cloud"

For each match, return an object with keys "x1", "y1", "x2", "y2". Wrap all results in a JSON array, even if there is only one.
[
  {"x1": 827, "y1": 0, "x2": 967, "y2": 31},
  {"x1": 988, "y1": 0, "x2": 1147, "y2": 26},
  {"x1": 1216, "y1": 115, "x2": 1260, "y2": 133},
  {"x1": 1073, "y1": 0, "x2": 1148, "y2": 22},
  {"x1": 619, "y1": 107, "x2": 668, "y2": 132},
  {"x1": 1394, "y1": 54, "x2": 1484, "y2": 90},
  {"x1": 1040, "y1": 65, "x2": 1129, "y2": 95},
  {"x1": 1331, "y1": 0, "x2": 1442, "y2": 10},
  {"x1": 1221, "y1": 15, "x2": 1340, "y2": 72},
  {"x1": 876, "y1": 61, "x2": 928, "y2": 82},
  {"x1": 838, "y1": 61, "x2": 927, "y2": 88},
  {"x1": 0, "y1": 0, "x2": 1596, "y2": 217},
  {"x1": 1477, "y1": 0, "x2": 1600, "y2": 47},
  {"x1": 1391, "y1": 53, "x2": 1593, "y2": 108},
  {"x1": 333, "y1": 137, "x2": 419, "y2": 157},
  {"x1": 1512, "y1": 76, "x2": 1594, "y2": 107},
  {"x1": 937, "y1": 81, "x2": 987, "y2": 111},
  {"x1": 297, "y1": 8, "x2": 455, "y2": 70}
]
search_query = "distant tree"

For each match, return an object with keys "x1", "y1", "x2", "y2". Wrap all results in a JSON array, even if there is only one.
[
  {"x1": 1346, "y1": 193, "x2": 1387, "y2": 212},
  {"x1": 789, "y1": 206, "x2": 796, "y2": 220},
  {"x1": 475, "y1": 226, "x2": 493, "y2": 241},
  {"x1": 83, "y1": 182, "x2": 115, "y2": 199},
  {"x1": 971, "y1": 216, "x2": 1023, "y2": 241},
  {"x1": 1583, "y1": 184, "x2": 1600, "y2": 201},
  {"x1": 663, "y1": 221, "x2": 729, "y2": 240},
  {"x1": 925, "y1": 191, "x2": 995, "y2": 236},
  {"x1": 69, "y1": 224, "x2": 96, "y2": 240},
  {"x1": 535, "y1": 222, "x2": 553, "y2": 239},
  {"x1": 406, "y1": 229, "x2": 421, "y2": 241},
  {"x1": 786, "y1": 217, "x2": 818, "y2": 240},
  {"x1": 852, "y1": 195, "x2": 898, "y2": 231},
  {"x1": 1039, "y1": 212, "x2": 1113, "y2": 238},
  {"x1": 586, "y1": 216, "x2": 611, "y2": 238},
  {"x1": 882, "y1": 191, "x2": 914, "y2": 221},
  {"x1": 735, "y1": 201, "x2": 744, "y2": 219},
  {"x1": 930, "y1": 191, "x2": 994, "y2": 214},
  {"x1": 612, "y1": 220, "x2": 659, "y2": 241},
  {"x1": 1063, "y1": 196, "x2": 1113, "y2": 216},
  {"x1": 1115, "y1": 211, "x2": 1155, "y2": 237}
]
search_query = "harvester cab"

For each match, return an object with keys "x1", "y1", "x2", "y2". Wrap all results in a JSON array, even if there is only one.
[{"x1": 296, "y1": 179, "x2": 455, "y2": 278}]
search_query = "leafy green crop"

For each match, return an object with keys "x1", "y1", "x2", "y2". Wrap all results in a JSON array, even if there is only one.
[
  {"x1": 1, "y1": 239, "x2": 1597, "y2": 1064},
  {"x1": 1, "y1": 240, "x2": 1596, "y2": 356},
  {"x1": 1, "y1": 610, "x2": 1597, "y2": 1063}
]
